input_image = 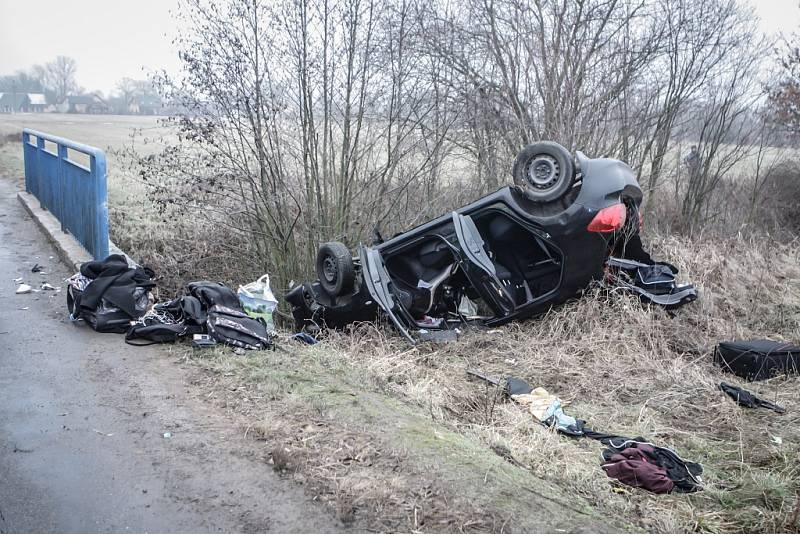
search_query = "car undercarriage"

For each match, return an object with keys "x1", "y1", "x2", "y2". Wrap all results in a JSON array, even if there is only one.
[{"x1": 285, "y1": 142, "x2": 697, "y2": 343}]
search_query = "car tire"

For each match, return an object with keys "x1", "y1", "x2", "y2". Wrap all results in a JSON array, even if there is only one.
[
  {"x1": 512, "y1": 141, "x2": 575, "y2": 203},
  {"x1": 316, "y1": 241, "x2": 355, "y2": 296}
]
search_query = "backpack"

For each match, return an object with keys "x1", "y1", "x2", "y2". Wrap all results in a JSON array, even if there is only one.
[
  {"x1": 206, "y1": 305, "x2": 272, "y2": 350},
  {"x1": 714, "y1": 339, "x2": 800, "y2": 381},
  {"x1": 69, "y1": 283, "x2": 151, "y2": 333}
]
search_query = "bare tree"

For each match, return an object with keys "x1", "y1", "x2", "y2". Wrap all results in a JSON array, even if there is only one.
[
  {"x1": 137, "y1": 0, "x2": 452, "y2": 291},
  {"x1": 769, "y1": 31, "x2": 800, "y2": 137},
  {"x1": 116, "y1": 77, "x2": 139, "y2": 110},
  {"x1": 44, "y1": 56, "x2": 78, "y2": 103},
  {"x1": 130, "y1": 0, "x2": 782, "y2": 290},
  {"x1": 677, "y1": 46, "x2": 766, "y2": 230},
  {"x1": 638, "y1": 0, "x2": 755, "y2": 204}
]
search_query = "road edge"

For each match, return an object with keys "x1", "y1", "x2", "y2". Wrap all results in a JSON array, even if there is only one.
[{"x1": 17, "y1": 190, "x2": 92, "y2": 271}]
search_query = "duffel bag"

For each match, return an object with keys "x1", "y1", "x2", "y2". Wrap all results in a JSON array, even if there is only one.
[
  {"x1": 714, "y1": 339, "x2": 800, "y2": 381},
  {"x1": 207, "y1": 305, "x2": 271, "y2": 350},
  {"x1": 80, "y1": 286, "x2": 151, "y2": 333}
]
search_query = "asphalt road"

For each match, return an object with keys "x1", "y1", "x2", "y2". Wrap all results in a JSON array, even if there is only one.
[{"x1": 0, "y1": 178, "x2": 340, "y2": 534}]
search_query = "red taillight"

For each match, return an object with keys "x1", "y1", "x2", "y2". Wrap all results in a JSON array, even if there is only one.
[{"x1": 587, "y1": 203, "x2": 627, "y2": 233}]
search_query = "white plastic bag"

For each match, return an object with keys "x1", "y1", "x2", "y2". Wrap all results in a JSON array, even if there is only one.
[{"x1": 237, "y1": 274, "x2": 279, "y2": 330}]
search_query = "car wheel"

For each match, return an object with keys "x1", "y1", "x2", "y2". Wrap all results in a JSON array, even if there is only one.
[
  {"x1": 512, "y1": 141, "x2": 575, "y2": 203},
  {"x1": 315, "y1": 241, "x2": 355, "y2": 296}
]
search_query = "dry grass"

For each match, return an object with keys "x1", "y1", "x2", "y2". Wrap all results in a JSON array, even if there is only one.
[
  {"x1": 340, "y1": 232, "x2": 800, "y2": 532},
  {"x1": 186, "y1": 231, "x2": 800, "y2": 532}
]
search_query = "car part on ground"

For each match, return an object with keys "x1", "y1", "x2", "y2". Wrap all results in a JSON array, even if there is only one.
[
  {"x1": 286, "y1": 142, "x2": 696, "y2": 344},
  {"x1": 605, "y1": 257, "x2": 698, "y2": 309}
]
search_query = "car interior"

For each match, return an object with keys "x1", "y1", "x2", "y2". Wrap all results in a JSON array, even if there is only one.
[{"x1": 384, "y1": 211, "x2": 563, "y2": 324}]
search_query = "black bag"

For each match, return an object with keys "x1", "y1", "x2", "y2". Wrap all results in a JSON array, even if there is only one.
[
  {"x1": 126, "y1": 323, "x2": 192, "y2": 345},
  {"x1": 714, "y1": 339, "x2": 800, "y2": 381},
  {"x1": 70, "y1": 255, "x2": 156, "y2": 333},
  {"x1": 124, "y1": 296, "x2": 206, "y2": 345},
  {"x1": 206, "y1": 305, "x2": 271, "y2": 350},
  {"x1": 82, "y1": 285, "x2": 151, "y2": 333},
  {"x1": 157, "y1": 296, "x2": 207, "y2": 327},
  {"x1": 187, "y1": 281, "x2": 242, "y2": 310}
]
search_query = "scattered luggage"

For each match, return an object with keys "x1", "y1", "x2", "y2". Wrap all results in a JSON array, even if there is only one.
[
  {"x1": 467, "y1": 370, "x2": 704, "y2": 494},
  {"x1": 66, "y1": 256, "x2": 273, "y2": 351},
  {"x1": 714, "y1": 339, "x2": 800, "y2": 381},
  {"x1": 126, "y1": 286, "x2": 272, "y2": 350}
]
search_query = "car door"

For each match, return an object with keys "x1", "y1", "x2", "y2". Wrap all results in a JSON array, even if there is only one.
[
  {"x1": 357, "y1": 245, "x2": 416, "y2": 344},
  {"x1": 451, "y1": 212, "x2": 516, "y2": 317}
]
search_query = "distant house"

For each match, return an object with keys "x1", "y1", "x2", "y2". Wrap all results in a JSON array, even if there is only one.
[
  {"x1": 0, "y1": 93, "x2": 49, "y2": 113},
  {"x1": 129, "y1": 95, "x2": 163, "y2": 115},
  {"x1": 27, "y1": 93, "x2": 46, "y2": 112},
  {"x1": 0, "y1": 93, "x2": 31, "y2": 113},
  {"x1": 67, "y1": 94, "x2": 111, "y2": 114},
  {"x1": 67, "y1": 95, "x2": 93, "y2": 113}
]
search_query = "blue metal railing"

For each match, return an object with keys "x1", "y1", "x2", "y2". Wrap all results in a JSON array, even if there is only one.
[{"x1": 22, "y1": 129, "x2": 109, "y2": 259}]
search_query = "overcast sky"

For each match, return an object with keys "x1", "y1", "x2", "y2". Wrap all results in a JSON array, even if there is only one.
[{"x1": 0, "y1": 0, "x2": 798, "y2": 95}]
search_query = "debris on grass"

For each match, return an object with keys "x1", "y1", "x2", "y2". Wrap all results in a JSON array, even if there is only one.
[{"x1": 182, "y1": 232, "x2": 800, "y2": 533}]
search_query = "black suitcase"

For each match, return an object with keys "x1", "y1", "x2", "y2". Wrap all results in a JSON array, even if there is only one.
[{"x1": 714, "y1": 339, "x2": 800, "y2": 381}]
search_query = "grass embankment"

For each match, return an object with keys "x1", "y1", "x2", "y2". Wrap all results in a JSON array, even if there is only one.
[
  {"x1": 186, "y1": 233, "x2": 800, "y2": 533},
  {"x1": 1, "y1": 115, "x2": 797, "y2": 532}
]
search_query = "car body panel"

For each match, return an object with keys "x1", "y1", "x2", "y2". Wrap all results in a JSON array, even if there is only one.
[
  {"x1": 358, "y1": 245, "x2": 415, "y2": 343},
  {"x1": 451, "y1": 212, "x2": 516, "y2": 317}
]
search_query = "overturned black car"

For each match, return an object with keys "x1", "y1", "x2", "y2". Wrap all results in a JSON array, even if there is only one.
[{"x1": 286, "y1": 142, "x2": 696, "y2": 343}]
